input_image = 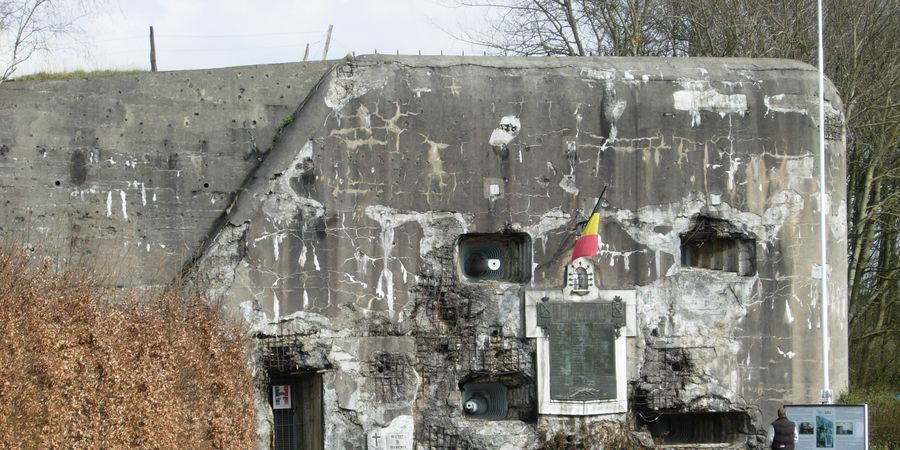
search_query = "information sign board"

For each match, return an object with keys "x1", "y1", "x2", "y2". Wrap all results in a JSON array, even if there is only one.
[{"x1": 785, "y1": 404, "x2": 868, "y2": 450}]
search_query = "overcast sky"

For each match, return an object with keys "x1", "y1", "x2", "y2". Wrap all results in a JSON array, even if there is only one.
[{"x1": 18, "y1": 0, "x2": 490, "y2": 74}]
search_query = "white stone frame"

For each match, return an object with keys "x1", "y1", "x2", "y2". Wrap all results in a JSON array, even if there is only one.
[{"x1": 524, "y1": 287, "x2": 634, "y2": 415}]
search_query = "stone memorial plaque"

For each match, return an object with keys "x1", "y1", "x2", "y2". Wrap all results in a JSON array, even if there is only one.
[
  {"x1": 367, "y1": 415, "x2": 413, "y2": 450},
  {"x1": 537, "y1": 301, "x2": 623, "y2": 401}
]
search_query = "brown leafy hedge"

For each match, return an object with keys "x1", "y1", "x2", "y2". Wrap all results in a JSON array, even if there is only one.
[{"x1": 0, "y1": 250, "x2": 254, "y2": 449}]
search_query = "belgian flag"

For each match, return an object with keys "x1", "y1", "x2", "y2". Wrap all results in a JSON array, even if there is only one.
[{"x1": 571, "y1": 188, "x2": 606, "y2": 262}]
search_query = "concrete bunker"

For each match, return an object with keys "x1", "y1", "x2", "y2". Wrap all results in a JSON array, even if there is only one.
[{"x1": 0, "y1": 55, "x2": 848, "y2": 449}]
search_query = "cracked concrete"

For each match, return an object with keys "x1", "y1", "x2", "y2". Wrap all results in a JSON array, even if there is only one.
[{"x1": 0, "y1": 55, "x2": 847, "y2": 449}]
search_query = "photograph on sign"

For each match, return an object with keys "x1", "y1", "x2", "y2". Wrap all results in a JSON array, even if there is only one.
[
  {"x1": 799, "y1": 422, "x2": 814, "y2": 435},
  {"x1": 816, "y1": 415, "x2": 834, "y2": 448},
  {"x1": 836, "y1": 422, "x2": 854, "y2": 435},
  {"x1": 272, "y1": 385, "x2": 291, "y2": 410}
]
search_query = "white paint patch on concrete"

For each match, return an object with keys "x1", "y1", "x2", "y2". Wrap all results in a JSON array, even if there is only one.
[
  {"x1": 611, "y1": 189, "x2": 804, "y2": 260},
  {"x1": 489, "y1": 115, "x2": 521, "y2": 146},
  {"x1": 324, "y1": 68, "x2": 370, "y2": 113},
  {"x1": 365, "y1": 205, "x2": 470, "y2": 315},
  {"x1": 776, "y1": 347, "x2": 796, "y2": 359},
  {"x1": 272, "y1": 233, "x2": 283, "y2": 262},
  {"x1": 299, "y1": 242, "x2": 308, "y2": 268},
  {"x1": 106, "y1": 191, "x2": 113, "y2": 217},
  {"x1": 273, "y1": 291, "x2": 280, "y2": 320},
  {"x1": 785, "y1": 297, "x2": 794, "y2": 323},
  {"x1": 298, "y1": 140, "x2": 314, "y2": 160},
  {"x1": 764, "y1": 93, "x2": 812, "y2": 116},
  {"x1": 522, "y1": 207, "x2": 571, "y2": 255},
  {"x1": 559, "y1": 174, "x2": 578, "y2": 195},
  {"x1": 673, "y1": 89, "x2": 747, "y2": 127},
  {"x1": 579, "y1": 67, "x2": 615, "y2": 81},
  {"x1": 119, "y1": 190, "x2": 128, "y2": 220}
]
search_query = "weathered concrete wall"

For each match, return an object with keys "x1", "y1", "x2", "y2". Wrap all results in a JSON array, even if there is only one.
[
  {"x1": 0, "y1": 56, "x2": 848, "y2": 449},
  {"x1": 0, "y1": 61, "x2": 331, "y2": 287},
  {"x1": 194, "y1": 56, "x2": 848, "y2": 448}
]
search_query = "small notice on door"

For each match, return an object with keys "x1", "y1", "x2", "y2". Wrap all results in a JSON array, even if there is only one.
[{"x1": 272, "y1": 385, "x2": 291, "y2": 410}]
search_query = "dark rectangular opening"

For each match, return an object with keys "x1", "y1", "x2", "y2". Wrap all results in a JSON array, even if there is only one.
[
  {"x1": 457, "y1": 232, "x2": 531, "y2": 283},
  {"x1": 640, "y1": 412, "x2": 751, "y2": 445},
  {"x1": 681, "y1": 216, "x2": 756, "y2": 276},
  {"x1": 268, "y1": 372, "x2": 324, "y2": 450}
]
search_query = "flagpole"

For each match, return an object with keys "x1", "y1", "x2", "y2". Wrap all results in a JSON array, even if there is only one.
[{"x1": 817, "y1": 0, "x2": 831, "y2": 404}]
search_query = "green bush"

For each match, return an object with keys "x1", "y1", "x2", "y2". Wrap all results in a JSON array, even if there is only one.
[
  {"x1": 0, "y1": 249, "x2": 254, "y2": 449},
  {"x1": 840, "y1": 388, "x2": 900, "y2": 449}
]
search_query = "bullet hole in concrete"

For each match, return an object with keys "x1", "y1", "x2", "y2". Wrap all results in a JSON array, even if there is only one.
[
  {"x1": 69, "y1": 148, "x2": 88, "y2": 185},
  {"x1": 457, "y1": 232, "x2": 531, "y2": 282},
  {"x1": 638, "y1": 411, "x2": 752, "y2": 445},
  {"x1": 680, "y1": 215, "x2": 756, "y2": 276},
  {"x1": 54, "y1": 180, "x2": 60, "y2": 186},
  {"x1": 203, "y1": 182, "x2": 209, "y2": 188}
]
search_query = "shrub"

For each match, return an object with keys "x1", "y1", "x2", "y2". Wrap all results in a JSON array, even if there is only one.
[
  {"x1": 840, "y1": 388, "x2": 900, "y2": 449},
  {"x1": 0, "y1": 249, "x2": 254, "y2": 449}
]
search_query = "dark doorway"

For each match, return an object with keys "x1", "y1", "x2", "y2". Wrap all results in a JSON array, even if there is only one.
[{"x1": 268, "y1": 372, "x2": 324, "y2": 450}]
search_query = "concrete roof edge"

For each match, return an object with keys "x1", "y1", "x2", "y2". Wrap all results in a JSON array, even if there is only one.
[{"x1": 347, "y1": 54, "x2": 817, "y2": 73}]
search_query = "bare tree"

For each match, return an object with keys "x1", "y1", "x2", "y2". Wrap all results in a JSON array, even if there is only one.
[
  {"x1": 0, "y1": 0, "x2": 96, "y2": 82},
  {"x1": 455, "y1": 0, "x2": 670, "y2": 56}
]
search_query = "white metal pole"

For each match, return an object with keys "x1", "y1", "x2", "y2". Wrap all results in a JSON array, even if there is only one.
[{"x1": 817, "y1": 0, "x2": 831, "y2": 403}]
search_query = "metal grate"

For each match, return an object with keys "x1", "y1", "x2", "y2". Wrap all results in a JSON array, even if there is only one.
[
  {"x1": 273, "y1": 407, "x2": 295, "y2": 450},
  {"x1": 415, "y1": 425, "x2": 470, "y2": 450},
  {"x1": 259, "y1": 333, "x2": 305, "y2": 373},
  {"x1": 367, "y1": 352, "x2": 412, "y2": 402}
]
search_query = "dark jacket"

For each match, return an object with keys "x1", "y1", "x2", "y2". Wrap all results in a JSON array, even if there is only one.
[{"x1": 771, "y1": 417, "x2": 796, "y2": 449}]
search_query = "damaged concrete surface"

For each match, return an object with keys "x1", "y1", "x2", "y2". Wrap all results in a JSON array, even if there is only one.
[
  {"x1": 1, "y1": 56, "x2": 847, "y2": 449},
  {"x1": 0, "y1": 61, "x2": 332, "y2": 288}
]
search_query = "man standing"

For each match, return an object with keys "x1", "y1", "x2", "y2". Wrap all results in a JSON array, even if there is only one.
[{"x1": 768, "y1": 407, "x2": 799, "y2": 449}]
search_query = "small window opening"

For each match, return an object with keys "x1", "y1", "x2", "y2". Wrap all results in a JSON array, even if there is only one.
[
  {"x1": 681, "y1": 216, "x2": 756, "y2": 276},
  {"x1": 457, "y1": 232, "x2": 531, "y2": 283}
]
